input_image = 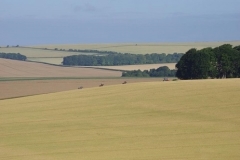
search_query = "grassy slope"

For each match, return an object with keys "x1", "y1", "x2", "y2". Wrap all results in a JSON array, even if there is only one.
[{"x1": 0, "y1": 79, "x2": 240, "y2": 160}]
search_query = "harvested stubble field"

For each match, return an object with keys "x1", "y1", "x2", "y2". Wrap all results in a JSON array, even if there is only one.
[
  {"x1": 0, "y1": 58, "x2": 121, "y2": 77},
  {"x1": 0, "y1": 79, "x2": 240, "y2": 160},
  {"x1": 0, "y1": 78, "x2": 164, "y2": 100}
]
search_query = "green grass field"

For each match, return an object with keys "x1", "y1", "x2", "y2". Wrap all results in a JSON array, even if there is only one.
[{"x1": 0, "y1": 79, "x2": 240, "y2": 159}]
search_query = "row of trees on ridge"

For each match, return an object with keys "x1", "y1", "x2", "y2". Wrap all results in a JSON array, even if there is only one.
[
  {"x1": 0, "y1": 52, "x2": 27, "y2": 61},
  {"x1": 62, "y1": 53, "x2": 183, "y2": 66}
]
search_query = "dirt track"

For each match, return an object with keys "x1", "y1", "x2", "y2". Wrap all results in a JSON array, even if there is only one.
[{"x1": 0, "y1": 78, "x2": 165, "y2": 100}]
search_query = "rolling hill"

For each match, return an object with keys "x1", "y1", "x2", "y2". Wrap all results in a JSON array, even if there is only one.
[{"x1": 0, "y1": 79, "x2": 239, "y2": 160}]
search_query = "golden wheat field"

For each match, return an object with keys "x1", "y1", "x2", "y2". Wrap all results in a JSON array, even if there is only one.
[{"x1": 0, "y1": 79, "x2": 240, "y2": 160}]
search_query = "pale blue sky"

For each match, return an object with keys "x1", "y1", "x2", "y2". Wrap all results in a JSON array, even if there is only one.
[{"x1": 0, "y1": 0, "x2": 239, "y2": 45}]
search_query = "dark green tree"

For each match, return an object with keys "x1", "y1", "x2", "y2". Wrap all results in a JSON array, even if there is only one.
[
  {"x1": 233, "y1": 45, "x2": 240, "y2": 52},
  {"x1": 176, "y1": 44, "x2": 240, "y2": 80},
  {"x1": 214, "y1": 44, "x2": 232, "y2": 78},
  {"x1": 176, "y1": 48, "x2": 198, "y2": 79}
]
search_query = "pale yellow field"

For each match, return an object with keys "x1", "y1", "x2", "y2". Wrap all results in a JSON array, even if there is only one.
[
  {"x1": 87, "y1": 63, "x2": 176, "y2": 71},
  {"x1": 0, "y1": 79, "x2": 239, "y2": 160},
  {"x1": 27, "y1": 57, "x2": 63, "y2": 65},
  {"x1": 35, "y1": 41, "x2": 240, "y2": 54}
]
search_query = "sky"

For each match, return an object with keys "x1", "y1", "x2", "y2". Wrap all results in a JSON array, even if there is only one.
[{"x1": 0, "y1": 0, "x2": 240, "y2": 45}]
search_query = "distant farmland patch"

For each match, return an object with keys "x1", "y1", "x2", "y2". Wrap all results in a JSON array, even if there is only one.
[
  {"x1": 35, "y1": 41, "x2": 240, "y2": 54},
  {"x1": 0, "y1": 47, "x2": 99, "y2": 65},
  {"x1": 0, "y1": 58, "x2": 121, "y2": 77},
  {"x1": 0, "y1": 47, "x2": 81, "y2": 58},
  {"x1": 27, "y1": 57, "x2": 63, "y2": 65},
  {"x1": 1, "y1": 41, "x2": 239, "y2": 65}
]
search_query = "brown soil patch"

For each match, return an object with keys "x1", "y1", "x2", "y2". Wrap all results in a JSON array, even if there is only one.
[
  {"x1": 0, "y1": 78, "x2": 166, "y2": 100},
  {"x1": 0, "y1": 58, "x2": 121, "y2": 77}
]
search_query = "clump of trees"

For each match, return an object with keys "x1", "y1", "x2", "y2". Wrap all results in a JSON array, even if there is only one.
[
  {"x1": 62, "y1": 53, "x2": 183, "y2": 66},
  {"x1": 176, "y1": 44, "x2": 240, "y2": 79},
  {"x1": 0, "y1": 52, "x2": 27, "y2": 61},
  {"x1": 122, "y1": 66, "x2": 176, "y2": 77}
]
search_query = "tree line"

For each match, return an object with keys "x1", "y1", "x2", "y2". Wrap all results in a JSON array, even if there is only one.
[
  {"x1": 122, "y1": 66, "x2": 176, "y2": 77},
  {"x1": 62, "y1": 53, "x2": 183, "y2": 66},
  {"x1": 67, "y1": 49, "x2": 120, "y2": 55},
  {"x1": 176, "y1": 44, "x2": 240, "y2": 79},
  {"x1": 0, "y1": 52, "x2": 27, "y2": 61}
]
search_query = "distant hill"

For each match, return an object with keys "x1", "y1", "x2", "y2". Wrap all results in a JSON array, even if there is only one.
[
  {"x1": 1, "y1": 41, "x2": 239, "y2": 65},
  {"x1": 34, "y1": 41, "x2": 240, "y2": 54}
]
